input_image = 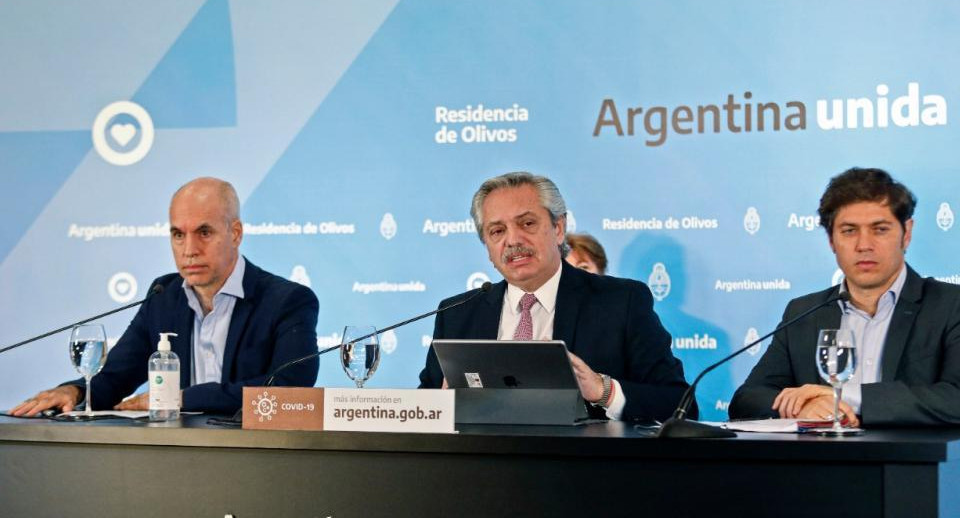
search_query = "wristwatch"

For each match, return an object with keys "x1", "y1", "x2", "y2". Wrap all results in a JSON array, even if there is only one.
[{"x1": 592, "y1": 374, "x2": 612, "y2": 408}]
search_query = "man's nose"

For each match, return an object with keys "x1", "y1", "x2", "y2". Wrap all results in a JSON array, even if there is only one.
[
  {"x1": 504, "y1": 224, "x2": 522, "y2": 244},
  {"x1": 182, "y1": 234, "x2": 200, "y2": 256}
]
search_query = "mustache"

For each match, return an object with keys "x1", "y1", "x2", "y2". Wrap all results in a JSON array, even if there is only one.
[{"x1": 502, "y1": 245, "x2": 535, "y2": 263}]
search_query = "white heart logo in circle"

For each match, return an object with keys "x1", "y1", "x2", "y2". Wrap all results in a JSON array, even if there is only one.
[
  {"x1": 92, "y1": 101, "x2": 155, "y2": 166},
  {"x1": 109, "y1": 123, "x2": 137, "y2": 147},
  {"x1": 107, "y1": 272, "x2": 138, "y2": 303}
]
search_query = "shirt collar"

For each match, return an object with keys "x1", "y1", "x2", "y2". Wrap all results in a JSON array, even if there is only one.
[
  {"x1": 182, "y1": 255, "x2": 246, "y2": 311},
  {"x1": 219, "y1": 255, "x2": 246, "y2": 299},
  {"x1": 839, "y1": 263, "x2": 907, "y2": 312},
  {"x1": 505, "y1": 262, "x2": 563, "y2": 315}
]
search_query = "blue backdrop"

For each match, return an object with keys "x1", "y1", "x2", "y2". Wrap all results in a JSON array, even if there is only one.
[{"x1": 1, "y1": 1, "x2": 958, "y2": 421}]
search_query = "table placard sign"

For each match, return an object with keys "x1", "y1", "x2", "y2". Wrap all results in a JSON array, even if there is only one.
[
  {"x1": 242, "y1": 387, "x2": 325, "y2": 431},
  {"x1": 241, "y1": 387, "x2": 455, "y2": 433},
  {"x1": 323, "y1": 388, "x2": 455, "y2": 433}
]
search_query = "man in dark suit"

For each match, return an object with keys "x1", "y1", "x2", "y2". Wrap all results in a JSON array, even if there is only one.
[
  {"x1": 418, "y1": 172, "x2": 691, "y2": 422},
  {"x1": 12, "y1": 177, "x2": 319, "y2": 416},
  {"x1": 729, "y1": 168, "x2": 960, "y2": 427}
]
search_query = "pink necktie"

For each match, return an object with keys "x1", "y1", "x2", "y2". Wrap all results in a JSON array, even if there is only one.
[{"x1": 513, "y1": 293, "x2": 538, "y2": 340}]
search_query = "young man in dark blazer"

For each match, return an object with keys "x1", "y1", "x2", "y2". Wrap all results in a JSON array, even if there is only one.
[
  {"x1": 418, "y1": 172, "x2": 691, "y2": 422},
  {"x1": 729, "y1": 168, "x2": 960, "y2": 427},
  {"x1": 12, "y1": 177, "x2": 319, "y2": 416}
]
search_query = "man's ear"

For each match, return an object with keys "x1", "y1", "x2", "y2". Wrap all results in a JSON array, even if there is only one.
[
  {"x1": 902, "y1": 218, "x2": 914, "y2": 252},
  {"x1": 231, "y1": 219, "x2": 243, "y2": 247}
]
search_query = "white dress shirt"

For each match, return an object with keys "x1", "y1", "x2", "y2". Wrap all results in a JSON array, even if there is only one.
[
  {"x1": 838, "y1": 264, "x2": 907, "y2": 414},
  {"x1": 183, "y1": 256, "x2": 246, "y2": 385}
]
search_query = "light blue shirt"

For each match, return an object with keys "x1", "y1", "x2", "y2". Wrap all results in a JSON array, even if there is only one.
[
  {"x1": 838, "y1": 264, "x2": 907, "y2": 414},
  {"x1": 183, "y1": 256, "x2": 245, "y2": 385}
]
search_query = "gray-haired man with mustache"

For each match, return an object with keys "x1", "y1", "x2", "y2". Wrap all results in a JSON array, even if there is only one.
[{"x1": 418, "y1": 172, "x2": 692, "y2": 422}]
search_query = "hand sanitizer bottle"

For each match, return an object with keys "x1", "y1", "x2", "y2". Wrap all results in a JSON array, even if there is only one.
[{"x1": 149, "y1": 332, "x2": 180, "y2": 421}]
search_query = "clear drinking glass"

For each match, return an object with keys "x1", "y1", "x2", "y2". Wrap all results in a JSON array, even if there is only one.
[
  {"x1": 69, "y1": 324, "x2": 107, "y2": 416},
  {"x1": 815, "y1": 329, "x2": 859, "y2": 434},
  {"x1": 340, "y1": 326, "x2": 380, "y2": 388}
]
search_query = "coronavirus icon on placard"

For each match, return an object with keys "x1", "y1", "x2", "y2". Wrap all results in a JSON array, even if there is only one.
[
  {"x1": 107, "y1": 272, "x2": 138, "y2": 303},
  {"x1": 937, "y1": 202, "x2": 954, "y2": 231},
  {"x1": 91, "y1": 101, "x2": 155, "y2": 166},
  {"x1": 743, "y1": 207, "x2": 761, "y2": 235},
  {"x1": 380, "y1": 213, "x2": 398, "y2": 240},
  {"x1": 744, "y1": 327, "x2": 762, "y2": 355},
  {"x1": 648, "y1": 263, "x2": 671, "y2": 301},
  {"x1": 252, "y1": 391, "x2": 278, "y2": 422},
  {"x1": 466, "y1": 271, "x2": 491, "y2": 291}
]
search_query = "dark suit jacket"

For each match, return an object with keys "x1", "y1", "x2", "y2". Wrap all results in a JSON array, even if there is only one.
[
  {"x1": 418, "y1": 261, "x2": 693, "y2": 422},
  {"x1": 68, "y1": 258, "x2": 319, "y2": 414},
  {"x1": 729, "y1": 266, "x2": 960, "y2": 427}
]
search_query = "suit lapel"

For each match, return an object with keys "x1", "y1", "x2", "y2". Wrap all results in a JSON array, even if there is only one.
[
  {"x1": 813, "y1": 291, "x2": 843, "y2": 336},
  {"x1": 221, "y1": 260, "x2": 258, "y2": 383},
  {"x1": 802, "y1": 289, "x2": 843, "y2": 385},
  {"x1": 173, "y1": 289, "x2": 195, "y2": 389},
  {"x1": 553, "y1": 263, "x2": 584, "y2": 353},
  {"x1": 881, "y1": 267, "x2": 922, "y2": 381},
  {"x1": 476, "y1": 282, "x2": 506, "y2": 339}
]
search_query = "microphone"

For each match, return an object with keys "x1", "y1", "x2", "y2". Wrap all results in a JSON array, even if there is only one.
[
  {"x1": 264, "y1": 282, "x2": 494, "y2": 387},
  {"x1": 657, "y1": 290, "x2": 851, "y2": 439},
  {"x1": 0, "y1": 283, "x2": 164, "y2": 356}
]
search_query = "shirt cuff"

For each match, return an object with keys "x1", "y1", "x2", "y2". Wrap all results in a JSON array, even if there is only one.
[{"x1": 604, "y1": 378, "x2": 626, "y2": 420}]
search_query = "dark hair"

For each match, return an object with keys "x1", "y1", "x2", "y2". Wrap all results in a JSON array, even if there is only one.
[
  {"x1": 818, "y1": 167, "x2": 916, "y2": 234},
  {"x1": 565, "y1": 233, "x2": 608, "y2": 275}
]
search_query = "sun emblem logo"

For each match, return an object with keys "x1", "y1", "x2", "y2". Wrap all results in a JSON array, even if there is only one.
[
  {"x1": 380, "y1": 213, "x2": 398, "y2": 240},
  {"x1": 566, "y1": 210, "x2": 578, "y2": 233},
  {"x1": 936, "y1": 202, "x2": 954, "y2": 231},
  {"x1": 743, "y1": 207, "x2": 761, "y2": 235},
  {"x1": 648, "y1": 262, "x2": 672, "y2": 302},
  {"x1": 832, "y1": 268, "x2": 845, "y2": 287},
  {"x1": 252, "y1": 391, "x2": 278, "y2": 422},
  {"x1": 744, "y1": 327, "x2": 762, "y2": 356}
]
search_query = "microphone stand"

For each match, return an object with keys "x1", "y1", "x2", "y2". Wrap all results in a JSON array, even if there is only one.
[
  {"x1": 0, "y1": 284, "x2": 164, "y2": 356},
  {"x1": 657, "y1": 292, "x2": 849, "y2": 439}
]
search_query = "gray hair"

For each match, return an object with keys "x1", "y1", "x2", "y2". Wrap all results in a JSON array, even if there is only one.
[{"x1": 470, "y1": 172, "x2": 569, "y2": 255}]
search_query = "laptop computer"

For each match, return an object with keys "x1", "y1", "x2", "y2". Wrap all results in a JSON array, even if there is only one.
[{"x1": 432, "y1": 339, "x2": 589, "y2": 425}]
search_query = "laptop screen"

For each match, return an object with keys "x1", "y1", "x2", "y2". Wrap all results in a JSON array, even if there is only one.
[{"x1": 433, "y1": 339, "x2": 580, "y2": 391}]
